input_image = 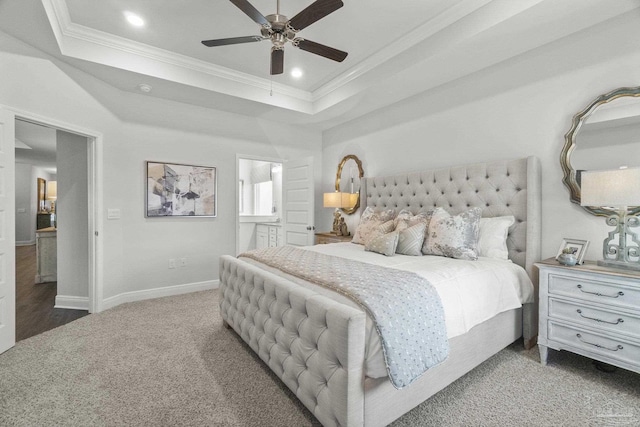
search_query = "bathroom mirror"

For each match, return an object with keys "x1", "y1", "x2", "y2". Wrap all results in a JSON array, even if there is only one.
[
  {"x1": 561, "y1": 86, "x2": 640, "y2": 216},
  {"x1": 335, "y1": 155, "x2": 364, "y2": 215}
]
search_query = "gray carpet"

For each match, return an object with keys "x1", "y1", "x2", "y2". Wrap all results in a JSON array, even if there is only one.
[{"x1": 1, "y1": 290, "x2": 638, "y2": 426}]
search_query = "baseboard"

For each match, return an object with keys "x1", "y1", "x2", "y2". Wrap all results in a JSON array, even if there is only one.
[
  {"x1": 101, "y1": 279, "x2": 218, "y2": 311},
  {"x1": 55, "y1": 295, "x2": 89, "y2": 310},
  {"x1": 16, "y1": 240, "x2": 35, "y2": 246}
]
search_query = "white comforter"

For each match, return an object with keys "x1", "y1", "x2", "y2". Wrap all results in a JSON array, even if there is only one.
[{"x1": 243, "y1": 242, "x2": 534, "y2": 378}]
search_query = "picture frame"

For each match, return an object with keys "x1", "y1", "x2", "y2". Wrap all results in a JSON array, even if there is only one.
[
  {"x1": 145, "y1": 161, "x2": 217, "y2": 217},
  {"x1": 556, "y1": 238, "x2": 590, "y2": 265}
]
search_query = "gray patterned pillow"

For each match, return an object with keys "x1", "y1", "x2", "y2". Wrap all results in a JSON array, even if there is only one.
[
  {"x1": 396, "y1": 222, "x2": 427, "y2": 256},
  {"x1": 364, "y1": 220, "x2": 395, "y2": 245},
  {"x1": 352, "y1": 207, "x2": 397, "y2": 244},
  {"x1": 394, "y1": 208, "x2": 434, "y2": 232},
  {"x1": 422, "y1": 207, "x2": 482, "y2": 260},
  {"x1": 365, "y1": 231, "x2": 399, "y2": 256}
]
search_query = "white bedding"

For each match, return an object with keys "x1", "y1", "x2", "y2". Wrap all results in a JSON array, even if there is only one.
[{"x1": 241, "y1": 242, "x2": 534, "y2": 378}]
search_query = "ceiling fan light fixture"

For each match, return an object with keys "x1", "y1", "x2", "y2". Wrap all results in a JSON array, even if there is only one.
[{"x1": 124, "y1": 11, "x2": 145, "y2": 28}]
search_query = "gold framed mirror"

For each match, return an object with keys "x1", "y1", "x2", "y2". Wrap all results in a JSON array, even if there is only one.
[
  {"x1": 335, "y1": 154, "x2": 364, "y2": 215},
  {"x1": 561, "y1": 86, "x2": 640, "y2": 217}
]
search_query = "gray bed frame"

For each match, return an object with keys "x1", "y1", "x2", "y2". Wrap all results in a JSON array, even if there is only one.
[{"x1": 219, "y1": 156, "x2": 541, "y2": 426}]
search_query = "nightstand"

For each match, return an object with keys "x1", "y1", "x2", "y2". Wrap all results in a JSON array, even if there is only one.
[
  {"x1": 315, "y1": 232, "x2": 352, "y2": 245},
  {"x1": 536, "y1": 258, "x2": 640, "y2": 374}
]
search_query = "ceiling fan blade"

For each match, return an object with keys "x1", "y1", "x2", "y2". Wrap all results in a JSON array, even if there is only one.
[
  {"x1": 229, "y1": 0, "x2": 271, "y2": 28},
  {"x1": 288, "y1": 0, "x2": 343, "y2": 32},
  {"x1": 295, "y1": 39, "x2": 348, "y2": 62},
  {"x1": 201, "y1": 36, "x2": 265, "y2": 47},
  {"x1": 271, "y1": 48, "x2": 284, "y2": 75}
]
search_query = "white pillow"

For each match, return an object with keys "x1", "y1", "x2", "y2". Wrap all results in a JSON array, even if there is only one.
[{"x1": 477, "y1": 216, "x2": 515, "y2": 260}]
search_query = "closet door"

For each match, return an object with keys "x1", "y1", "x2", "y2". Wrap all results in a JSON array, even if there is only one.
[{"x1": 283, "y1": 157, "x2": 314, "y2": 246}]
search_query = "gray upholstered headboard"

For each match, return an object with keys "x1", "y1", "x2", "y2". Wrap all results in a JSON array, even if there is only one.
[{"x1": 360, "y1": 156, "x2": 541, "y2": 278}]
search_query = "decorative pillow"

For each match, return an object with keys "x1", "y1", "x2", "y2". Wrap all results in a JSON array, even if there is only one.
[
  {"x1": 422, "y1": 207, "x2": 482, "y2": 260},
  {"x1": 364, "y1": 220, "x2": 396, "y2": 245},
  {"x1": 396, "y1": 222, "x2": 427, "y2": 256},
  {"x1": 394, "y1": 208, "x2": 434, "y2": 232},
  {"x1": 352, "y1": 207, "x2": 396, "y2": 244},
  {"x1": 477, "y1": 216, "x2": 515, "y2": 260},
  {"x1": 365, "y1": 231, "x2": 399, "y2": 256}
]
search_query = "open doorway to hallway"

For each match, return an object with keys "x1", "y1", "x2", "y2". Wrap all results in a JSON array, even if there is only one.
[{"x1": 15, "y1": 119, "x2": 90, "y2": 341}]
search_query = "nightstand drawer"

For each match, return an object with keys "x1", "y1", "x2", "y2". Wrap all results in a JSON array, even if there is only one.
[
  {"x1": 548, "y1": 274, "x2": 640, "y2": 310},
  {"x1": 548, "y1": 321, "x2": 640, "y2": 367},
  {"x1": 549, "y1": 298, "x2": 640, "y2": 339}
]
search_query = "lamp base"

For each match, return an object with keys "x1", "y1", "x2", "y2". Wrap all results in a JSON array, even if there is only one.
[{"x1": 597, "y1": 259, "x2": 640, "y2": 272}]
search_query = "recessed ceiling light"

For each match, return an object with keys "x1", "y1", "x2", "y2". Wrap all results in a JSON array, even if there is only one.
[
  {"x1": 137, "y1": 83, "x2": 152, "y2": 93},
  {"x1": 291, "y1": 68, "x2": 303, "y2": 79},
  {"x1": 124, "y1": 11, "x2": 145, "y2": 27}
]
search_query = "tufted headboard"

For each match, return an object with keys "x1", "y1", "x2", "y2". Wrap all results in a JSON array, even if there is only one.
[{"x1": 360, "y1": 156, "x2": 541, "y2": 278}]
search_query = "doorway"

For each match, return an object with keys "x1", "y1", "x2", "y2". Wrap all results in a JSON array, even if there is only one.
[
  {"x1": 12, "y1": 110, "x2": 101, "y2": 344},
  {"x1": 236, "y1": 155, "x2": 284, "y2": 254},
  {"x1": 15, "y1": 120, "x2": 92, "y2": 340}
]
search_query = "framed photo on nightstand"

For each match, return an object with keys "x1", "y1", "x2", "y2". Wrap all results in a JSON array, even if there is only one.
[{"x1": 556, "y1": 238, "x2": 589, "y2": 265}]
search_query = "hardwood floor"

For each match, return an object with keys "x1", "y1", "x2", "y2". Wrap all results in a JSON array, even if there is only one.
[{"x1": 15, "y1": 245, "x2": 88, "y2": 342}]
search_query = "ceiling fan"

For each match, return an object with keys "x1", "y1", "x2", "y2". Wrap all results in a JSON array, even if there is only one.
[{"x1": 201, "y1": 0, "x2": 348, "y2": 75}]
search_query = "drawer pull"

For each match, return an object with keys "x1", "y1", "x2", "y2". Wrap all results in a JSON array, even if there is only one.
[
  {"x1": 577, "y1": 284, "x2": 624, "y2": 298},
  {"x1": 576, "y1": 333, "x2": 623, "y2": 352},
  {"x1": 576, "y1": 309, "x2": 624, "y2": 325}
]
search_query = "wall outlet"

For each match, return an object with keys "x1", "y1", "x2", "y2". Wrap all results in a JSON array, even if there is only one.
[
  {"x1": 168, "y1": 259, "x2": 176, "y2": 269},
  {"x1": 179, "y1": 257, "x2": 187, "y2": 268}
]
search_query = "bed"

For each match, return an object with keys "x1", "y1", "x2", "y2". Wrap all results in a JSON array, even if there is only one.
[{"x1": 219, "y1": 156, "x2": 541, "y2": 426}]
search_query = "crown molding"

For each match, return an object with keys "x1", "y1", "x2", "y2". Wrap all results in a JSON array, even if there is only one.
[{"x1": 42, "y1": 0, "x2": 313, "y2": 112}]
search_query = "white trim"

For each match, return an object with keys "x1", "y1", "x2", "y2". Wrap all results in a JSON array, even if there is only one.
[
  {"x1": 54, "y1": 295, "x2": 89, "y2": 310},
  {"x1": 101, "y1": 280, "x2": 218, "y2": 311},
  {"x1": 16, "y1": 240, "x2": 35, "y2": 247},
  {"x1": 7, "y1": 106, "x2": 103, "y2": 314}
]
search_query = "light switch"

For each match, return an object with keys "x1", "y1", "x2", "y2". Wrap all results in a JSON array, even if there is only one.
[
  {"x1": 17, "y1": 208, "x2": 26, "y2": 213},
  {"x1": 107, "y1": 209, "x2": 121, "y2": 220}
]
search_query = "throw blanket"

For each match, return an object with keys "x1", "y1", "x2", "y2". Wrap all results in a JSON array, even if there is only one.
[{"x1": 240, "y1": 246, "x2": 449, "y2": 389}]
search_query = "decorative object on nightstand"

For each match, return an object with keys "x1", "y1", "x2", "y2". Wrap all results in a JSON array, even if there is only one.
[
  {"x1": 323, "y1": 191, "x2": 356, "y2": 235},
  {"x1": 581, "y1": 167, "x2": 640, "y2": 271},
  {"x1": 315, "y1": 232, "x2": 352, "y2": 245},
  {"x1": 536, "y1": 258, "x2": 640, "y2": 375},
  {"x1": 555, "y1": 238, "x2": 589, "y2": 265}
]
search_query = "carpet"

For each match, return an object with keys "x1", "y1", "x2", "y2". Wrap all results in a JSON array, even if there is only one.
[{"x1": 0, "y1": 290, "x2": 638, "y2": 426}]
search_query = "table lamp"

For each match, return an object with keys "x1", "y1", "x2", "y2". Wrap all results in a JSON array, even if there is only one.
[
  {"x1": 580, "y1": 167, "x2": 640, "y2": 271},
  {"x1": 46, "y1": 181, "x2": 57, "y2": 213},
  {"x1": 323, "y1": 191, "x2": 355, "y2": 235}
]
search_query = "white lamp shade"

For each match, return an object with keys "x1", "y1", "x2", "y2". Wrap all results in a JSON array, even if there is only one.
[
  {"x1": 580, "y1": 168, "x2": 640, "y2": 207},
  {"x1": 323, "y1": 192, "x2": 353, "y2": 208},
  {"x1": 46, "y1": 181, "x2": 57, "y2": 200}
]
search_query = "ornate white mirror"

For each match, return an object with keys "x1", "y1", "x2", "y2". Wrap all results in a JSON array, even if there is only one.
[
  {"x1": 335, "y1": 155, "x2": 364, "y2": 215},
  {"x1": 561, "y1": 86, "x2": 640, "y2": 216}
]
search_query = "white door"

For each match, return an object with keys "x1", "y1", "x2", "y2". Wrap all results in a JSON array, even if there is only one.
[
  {"x1": 0, "y1": 109, "x2": 16, "y2": 354},
  {"x1": 283, "y1": 157, "x2": 314, "y2": 246}
]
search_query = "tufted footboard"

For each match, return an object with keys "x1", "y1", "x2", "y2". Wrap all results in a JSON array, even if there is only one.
[{"x1": 219, "y1": 255, "x2": 367, "y2": 427}]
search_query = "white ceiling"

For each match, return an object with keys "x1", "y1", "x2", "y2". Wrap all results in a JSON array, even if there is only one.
[{"x1": 1, "y1": 0, "x2": 639, "y2": 130}]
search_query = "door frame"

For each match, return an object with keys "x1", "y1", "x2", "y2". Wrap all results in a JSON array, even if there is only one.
[
  {"x1": 235, "y1": 154, "x2": 284, "y2": 255},
  {"x1": 10, "y1": 106, "x2": 103, "y2": 313}
]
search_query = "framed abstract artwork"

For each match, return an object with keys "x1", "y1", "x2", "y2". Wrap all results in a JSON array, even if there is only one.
[{"x1": 145, "y1": 161, "x2": 217, "y2": 217}]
